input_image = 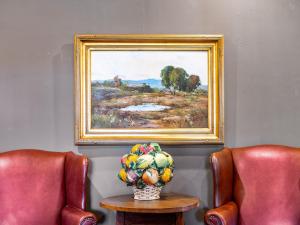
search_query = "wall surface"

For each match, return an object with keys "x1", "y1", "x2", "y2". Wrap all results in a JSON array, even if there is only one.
[{"x1": 0, "y1": 0, "x2": 300, "y2": 224}]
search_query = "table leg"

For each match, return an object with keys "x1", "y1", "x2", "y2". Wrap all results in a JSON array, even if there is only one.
[
  {"x1": 116, "y1": 212, "x2": 125, "y2": 225},
  {"x1": 176, "y1": 212, "x2": 184, "y2": 225},
  {"x1": 115, "y1": 212, "x2": 182, "y2": 225}
]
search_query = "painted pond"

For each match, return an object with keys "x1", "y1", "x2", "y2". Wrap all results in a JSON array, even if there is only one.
[{"x1": 120, "y1": 103, "x2": 171, "y2": 112}]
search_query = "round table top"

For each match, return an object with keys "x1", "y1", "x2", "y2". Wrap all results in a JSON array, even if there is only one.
[{"x1": 99, "y1": 193, "x2": 200, "y2": 213}]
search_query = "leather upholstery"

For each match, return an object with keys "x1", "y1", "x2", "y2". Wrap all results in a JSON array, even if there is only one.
[
  {"x1": 205, "y1": 145, "x2": 300, "y2": 225},
  {"x1": 65, "y1": 151, "x2": 88, "y2": 210},
  {"x1": 211, "y1": 148, "x2": 233, "y2": 207},
  {"x1": 62, "y1": 206, "x2": 96, "y2": 225},
  {"x1": 0, "y1": 149, "x2": 97, "y2": 225},
  {"x1": 205, "y1": 202, "x2": 238, "y2": 225}
]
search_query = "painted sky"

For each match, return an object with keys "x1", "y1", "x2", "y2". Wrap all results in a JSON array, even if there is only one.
[{"x1": 91, "y1": 51, "x2": 208, "y2": 85}]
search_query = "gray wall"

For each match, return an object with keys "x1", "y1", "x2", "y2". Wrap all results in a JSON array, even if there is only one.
[{"x1": 0, "y1": 0, "x2": 300, "y2": 224}]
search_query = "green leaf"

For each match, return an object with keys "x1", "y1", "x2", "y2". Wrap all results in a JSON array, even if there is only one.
[
  {"x1": 150, "y1": 143, "x2": 162, "y2": 152},
  {"x1": 136, "y1": 179, "x2": 146, "y2": 189},
  {"x1": 155, "y1": 181, "x2": 165, "y2": 187}
]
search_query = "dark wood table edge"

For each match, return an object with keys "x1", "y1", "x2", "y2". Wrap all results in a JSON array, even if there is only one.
[{"x1": 99, "y1": 193, "x2": 200, "y2": 214}]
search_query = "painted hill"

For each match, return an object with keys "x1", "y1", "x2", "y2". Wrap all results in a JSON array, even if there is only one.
[
  {"x1": 93, "y1": 79, "x2": 207, "y2": 91},
  {"x1": 93, "y1": 79, "x2": 164, "y2": 89},
  {"x1": 122, "y1": 79, "x2": 163, "y2": 89}
]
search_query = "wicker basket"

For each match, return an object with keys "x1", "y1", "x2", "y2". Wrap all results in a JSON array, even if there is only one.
[{"x1": 132, "y1": 185, "x2": 162, "y2": 200}]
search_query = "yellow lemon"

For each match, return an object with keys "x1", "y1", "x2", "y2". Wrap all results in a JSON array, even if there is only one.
[
  {"x1": 118, "y1": 168, "x2": 127, "y2": 182},
  {"x1": 161, "y1": 168, "x2": 172, "y2": 183},
  {"x1": 130, "y1": 154, "x2": 139, "y2": 162},
  {"x1": 131, "y1": 144, "x2": 141, "y2": 154},
  {"x1": 125, "y1": 154, "x2": 139, "y2": 168}
]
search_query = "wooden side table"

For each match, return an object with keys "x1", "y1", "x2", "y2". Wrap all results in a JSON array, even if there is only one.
[{"x1": 100, "y1": 193, "x2": 199, "y2": 225}]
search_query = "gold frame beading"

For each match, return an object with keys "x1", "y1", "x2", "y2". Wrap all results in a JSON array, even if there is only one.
[{"x1": 74, "y1": 34, "x2": 224, "y2": 145}]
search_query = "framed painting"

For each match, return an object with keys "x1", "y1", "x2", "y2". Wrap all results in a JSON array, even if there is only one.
[{"x1": 74, "y1": 34, "x2": 224, "y2": 145}]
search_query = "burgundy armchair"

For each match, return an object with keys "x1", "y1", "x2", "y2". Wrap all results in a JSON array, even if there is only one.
[
  {"x1": 0, "y1": 149, "x2": 97, "y2": 225},
  {"x1": 205, "y1": 145, "x2": 300, "y2": 225}
]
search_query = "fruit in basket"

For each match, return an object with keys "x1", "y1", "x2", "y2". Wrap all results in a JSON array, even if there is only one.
[
  {"x1": 136, "y1": 154, "x2": 154, "y2": 169},
  {"x1": 131, "y1": 144, "x2": 141, "y2": 155},
  {"x1": 142, "y1": 168, "x2": 159, "y2": 185},
  {"x1": 125, "y1": 154, "x2": 139, "y2": 169},
  {"x1": 118, "y1": 168, "x2": 127, "y2": 182},
  {"x1": 118, "y1": 143, "x2": 174, "y2": 189},
  {"x1": 127, "y1": 169, "x2": 139, "y2": 183},
  {"x1": 162, "y1": 151, "x2": 174, "y2": 167},
  {"x1": 154, "y1": 153, "x2": 168, "y2": 168},
  {"x1": 161, "y1": 168, "x2": 173, "y2": 183}
]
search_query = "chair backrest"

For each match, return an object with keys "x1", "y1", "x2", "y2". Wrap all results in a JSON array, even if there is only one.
[
  {"x1": 231, "y1": 145, "x2": 300, "y2": 225},
  {"x1": 0, "y1": 149, "x2": 79, "y2": 225}
]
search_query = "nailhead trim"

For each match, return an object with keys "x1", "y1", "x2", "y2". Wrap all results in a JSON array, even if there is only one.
[
  {"x1": 206, "y1": 215, "x2": 222, "y2": 225},
  {"x1": 80, "y1": 217, "x2": 97, "y2": 225}
]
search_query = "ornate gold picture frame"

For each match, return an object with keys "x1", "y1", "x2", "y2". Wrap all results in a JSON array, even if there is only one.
[{"x1": 74, "y1": 34, "x2": 224, "y2": 145}]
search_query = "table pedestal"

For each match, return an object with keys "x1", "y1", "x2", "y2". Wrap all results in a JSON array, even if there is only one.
[{"x1": 116, "y1": 212, "x2": 184, "y2": 225}]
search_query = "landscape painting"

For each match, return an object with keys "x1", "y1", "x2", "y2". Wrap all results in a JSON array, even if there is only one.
[
  {"x1": 75, "y1": 34, "x2": 224, "y2": 144},
  {"x1": 91, "y1": 50, "x2": 208, "y2": 129}
]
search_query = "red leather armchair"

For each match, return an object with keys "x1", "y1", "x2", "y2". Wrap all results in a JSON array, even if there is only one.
[
  {"x1": 205, "y1": 145, "x2": 300, "y2": 225},
  {"x1": 0, "y1": 149, "x2": 97, "y2": 225}
]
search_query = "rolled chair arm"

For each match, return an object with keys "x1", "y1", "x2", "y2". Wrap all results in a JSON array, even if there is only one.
[
  {"x1": 62, "y1": 205, "x2": 97, "y2": 225},
  {"x1": 205, "y1": 201, "x2": 238, "y2": 225}
]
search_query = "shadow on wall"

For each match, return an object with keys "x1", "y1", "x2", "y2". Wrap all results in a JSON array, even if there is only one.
[
  {"x1": 85, "y1": 177, "x2": 106, "y2": 224},
  {"x1": 79, "y1": 144, "x2": 223, "y2": 225}
]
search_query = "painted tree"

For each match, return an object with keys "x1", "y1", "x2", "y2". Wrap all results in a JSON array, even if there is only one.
[
  {"x1": 161, "y1": 66, "x2": 189, "y2": 94},
  {"x1": 160, "y1": 65, "x2": 174, "y2": 89},
  {"x1": 169, "y1": 67, "x2": 189, "y2": 93},
  {"x1": 160, "y1": 66, "x2": 201, "y2": 94},
  {"x1": 186, "y1": 75, "x2": 201, "y2": 92}
]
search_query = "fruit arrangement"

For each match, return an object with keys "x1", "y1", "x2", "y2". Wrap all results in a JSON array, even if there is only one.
[{"x1": 118, "y1": 143, "x2": 174, "y2": 189}]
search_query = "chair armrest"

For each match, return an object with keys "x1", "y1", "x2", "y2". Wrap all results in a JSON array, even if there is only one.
[
  {"x1": 205, "y1": 202, "x2": 238, "y2": 225},
  {"x1": 62, "y1": 205, "x2": 97, "y2": 225}
]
